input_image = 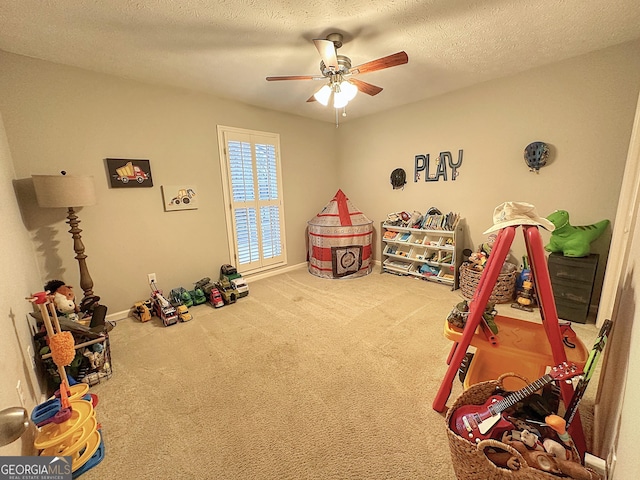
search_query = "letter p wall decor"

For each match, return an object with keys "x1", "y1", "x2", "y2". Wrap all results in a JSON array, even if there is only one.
[{"x1": 414, "y1": 150, "x2": 463, "y2": 182}]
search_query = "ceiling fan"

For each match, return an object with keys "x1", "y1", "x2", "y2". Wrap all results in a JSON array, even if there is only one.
[{"x1": 266, "y1": 33, "x2": 409, "y2": 112}]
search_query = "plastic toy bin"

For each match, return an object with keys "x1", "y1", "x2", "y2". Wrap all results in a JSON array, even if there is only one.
[{"x1": 444, "y1": 315, "x2": 588, "y2": 391}]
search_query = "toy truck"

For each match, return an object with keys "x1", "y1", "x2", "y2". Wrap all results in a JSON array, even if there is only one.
[
  {"x1": 219, "y1": 264, "x2": 249, "y2": 298},
  {"x1": 151, "y1": 286, "x2": 178, "y2": 326},
  {"x1": 176, "y1": 305, "x2": 192, "y2": 322},
  {"x1": 231, "y1": 277, "x2": 249, "y2": 298},
  {"x1": 132, "y1": 301, "x2": 151, "y2": 322},
  {"x1": 114, "y1": 161, "x2": 149, "y2": 184},
  {"x1": 215, "y1": 277, "x2": 238, "y2": 305},
  {"x1": 209, "y1": 288, "x2": 224, "y2": 308}
]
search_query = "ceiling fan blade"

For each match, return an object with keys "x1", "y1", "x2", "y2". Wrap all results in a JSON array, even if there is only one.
[
  {"x1": 313, "y1": 39, "x2": 339, "y2": 71},
  {"x1": 266, "y1": 75, "x2": 320, "y2": 81},
  {"x1": 306, "y1": 95, "x2": 316, "y2": 103},
  {"x1": 349, "y1": 51, "x2": 408, "y2": 75},
  {"x1": 349, "y1": 78, "x2": 383, "y2": 96}
]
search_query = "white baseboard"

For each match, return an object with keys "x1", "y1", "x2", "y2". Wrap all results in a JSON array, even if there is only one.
[
  {"x1": 107, "y1": 262, "x2": 309, "y2": 321},
  {"x1": 107, "y1": 309, "x2": 133, "y2": 322},
  {"x1": 244, "y1": 262, "x2": 307, "y2": 282}
]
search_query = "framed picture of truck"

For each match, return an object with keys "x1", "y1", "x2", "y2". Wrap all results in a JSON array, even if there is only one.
[
  {"x1": 162, "y1": 185, "x2": 198, "y2": 211},
  {"x1": 106, "y1": 158, "x2": 153, "y2": 188}
]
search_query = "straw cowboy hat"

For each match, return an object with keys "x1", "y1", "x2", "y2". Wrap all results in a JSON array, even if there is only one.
[{"x1": 483, "y1": 201, "x2": 555, "y2": 234}]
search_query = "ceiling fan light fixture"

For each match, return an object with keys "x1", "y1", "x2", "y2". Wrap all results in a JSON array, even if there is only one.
[
  {"x1": 313, "y1": 84, "x2": 332, "y2": 106},
  {"x1": 340, "y1": 80, "x2": 358, "y2": 101},
  {"x1": 333, "y1": 89, "x2": 349, "y2": 109}
]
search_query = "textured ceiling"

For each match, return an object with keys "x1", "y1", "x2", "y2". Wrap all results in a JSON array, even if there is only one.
[{"x1": 1, "y1": 1, "x2": 640, "y2": 123}]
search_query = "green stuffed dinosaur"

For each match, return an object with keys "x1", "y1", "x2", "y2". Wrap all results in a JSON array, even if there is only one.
[{"x1": 545, "y1": 210, "x2": 609, "y2": 257}]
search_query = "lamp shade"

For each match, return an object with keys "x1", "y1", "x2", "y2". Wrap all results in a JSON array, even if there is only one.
[
  {"x1": 313, "y1": 84, "x2": 332, "y2": 106},
  {"x1": 32, "y1": 174, "x2": 97, "y2": 208}
]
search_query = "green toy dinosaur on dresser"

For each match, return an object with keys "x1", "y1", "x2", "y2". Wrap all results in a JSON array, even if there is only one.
[{"x1": 545, "y1": 210, "x2": 609, "y2": 257}]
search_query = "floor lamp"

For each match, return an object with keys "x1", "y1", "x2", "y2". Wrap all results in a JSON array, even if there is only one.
[{"x1": 32, "y1": 172, "x2": 98, "y2": 303}]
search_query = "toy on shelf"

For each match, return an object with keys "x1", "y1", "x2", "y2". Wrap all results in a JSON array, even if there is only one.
[{"x1": 545, "y1": 210, "x2": 609, "y2": 257}]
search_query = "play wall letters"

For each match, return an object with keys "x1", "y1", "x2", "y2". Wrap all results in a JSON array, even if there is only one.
[{"x1": 414, "y1": 150, "x2": 463, "y2": 182}]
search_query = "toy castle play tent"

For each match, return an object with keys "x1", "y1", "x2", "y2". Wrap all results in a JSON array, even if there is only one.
[{"x1": 308, "y1": 190, "x2": 373, "y2": 279}]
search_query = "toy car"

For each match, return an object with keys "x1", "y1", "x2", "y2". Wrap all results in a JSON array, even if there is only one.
[
  {"x1": 215, "y1": 278, "x2": 238, "y2": 305},
  {"x1": 150, "y1": 284, "x2": 179, "y2": 326},
  {"x1": 194, "y1": 277, "x2": 215, "y2": 296},
  {"x1": 170, "y1": 287, "x2": 193, "y2": 307},
  {"x1": 231, "y1": 277, "x2": 249, "y2": 298},
  {"x1": 176, "y1": 305, "x2": 193, "y2": 322},
  {"x1": 189, "y1": 287, "x2": 207, "y2": 305},
  {"x1": 209, "y1": 288, "x2": 224, "y2": 308}
]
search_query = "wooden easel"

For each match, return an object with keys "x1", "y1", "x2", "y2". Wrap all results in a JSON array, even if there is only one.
[{"x1": 432, "y1": 225, "x2": 586, "y2": 455}]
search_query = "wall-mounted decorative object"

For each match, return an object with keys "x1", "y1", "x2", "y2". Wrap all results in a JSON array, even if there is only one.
[
  {"x1": 414, "y1": 150, "x2": 463, "y2": 182},
  {"x1": 524, "y1": 142, "x2": 549, "y2": 173},
  {"x1": 106, "y1": 158, "x2": 153, "y2": 188},
  {"x1": 390, "y1": 168, "x2": 407, "y2": 189},
  {"x1": 162, "y1": 185, "x2": 198, "y2": 211}
]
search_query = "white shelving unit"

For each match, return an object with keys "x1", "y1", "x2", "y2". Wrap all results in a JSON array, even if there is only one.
[{"x1": 380, "y1": 219, "x2": 464, "y2": 289}]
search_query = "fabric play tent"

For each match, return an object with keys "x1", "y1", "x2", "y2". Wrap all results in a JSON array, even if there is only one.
[{"x1": 308, "y1": 190, "x2": 373, "y2": 279}]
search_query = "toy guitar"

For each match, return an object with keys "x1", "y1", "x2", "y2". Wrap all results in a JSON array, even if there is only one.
[{"x1": 450, "y1": 362, "x2": 582, "y2": 443}]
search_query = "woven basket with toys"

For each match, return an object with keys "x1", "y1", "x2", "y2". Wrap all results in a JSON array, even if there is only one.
[{"x1": 445, "y1": 372, "x2": 601, "y2": 480}]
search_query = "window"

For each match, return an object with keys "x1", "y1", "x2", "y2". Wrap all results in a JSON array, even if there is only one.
[{"x1": 217, "y1": 126, "x2": 287, "y2": 273}]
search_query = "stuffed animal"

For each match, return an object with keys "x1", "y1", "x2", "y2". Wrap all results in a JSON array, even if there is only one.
[
  {"x1": 545, "y1": 210, "x2": 609, "y2": 257},
  {"x1": 44, "y1": 280, "x2": 80, "y2": 322},
  {"x1": 83, "y1": 343, "x2": 104, "y2": 369}
]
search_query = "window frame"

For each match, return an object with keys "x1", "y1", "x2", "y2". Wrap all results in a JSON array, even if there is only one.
[{"x1": 217, "y1": 125, "x2": 287, "y2": 274}]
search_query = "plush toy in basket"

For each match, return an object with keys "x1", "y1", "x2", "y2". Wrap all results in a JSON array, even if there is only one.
[{"x1": 445, "y1": 370, "x2": 602, "y2": 480}]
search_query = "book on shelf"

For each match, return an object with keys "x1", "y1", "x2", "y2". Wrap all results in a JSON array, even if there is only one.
[
  {"x1": 398, "y1": 232, "x2": 411, "y2": 242},
  {"x1": 419, "y1": 211, "x2": 460, "y2": 231},
  {"x1": 383, "y1": 230, "x2": 398, "y2": 240}
]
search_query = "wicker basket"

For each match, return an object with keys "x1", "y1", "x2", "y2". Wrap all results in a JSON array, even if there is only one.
[
  {"x1": 445, "y1": 377, "x2": 592, "y2": 480},
  {"x1": 459, "y1": 262, "x2": 518, "y2": 304}
]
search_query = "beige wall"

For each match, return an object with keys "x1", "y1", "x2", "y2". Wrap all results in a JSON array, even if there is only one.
[
  {"x1": 0, "y1": 113, "x2": 44, "y2": 455},
  {"x1": 338, "y1": 40, "x2": 640, "y2": 307},
  {"x1": 0, "y1": 50, "x2": 339, "y2": 314}
]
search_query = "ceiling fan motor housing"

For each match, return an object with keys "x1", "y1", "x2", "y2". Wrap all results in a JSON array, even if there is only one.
[{"x1": 321, "y1": 55, "x2": 351, "y2": 76}]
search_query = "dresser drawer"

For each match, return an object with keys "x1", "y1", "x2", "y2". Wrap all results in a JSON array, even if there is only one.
[
  {"x1": 551, "y1": 277, "x2": 593, "y2": 303},
  {"x1": 547, "y1": 253, "x2": 598, "y2": 282},
  {"x1": 555, "y1": 297, "x2": 591, "y2": 323}
]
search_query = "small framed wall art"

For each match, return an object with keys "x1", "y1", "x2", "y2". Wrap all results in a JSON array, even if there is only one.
[
  {"x1": 162, "y1": 185, "x2": 198, "y2": 211},
  {"x1": 106, "y1": 158, "x2": 153, "y2": 188}
]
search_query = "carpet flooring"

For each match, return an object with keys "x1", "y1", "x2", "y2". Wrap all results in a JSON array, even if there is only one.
[{"x1": 80, "y1": 267, "x2": 599, "y2": 479}]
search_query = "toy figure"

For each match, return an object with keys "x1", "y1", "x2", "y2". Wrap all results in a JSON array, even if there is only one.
[
  {"x1": 44, "y1": 280, "x2": 80, "y2": 322},
  {"x1": 545, "y1": 210, "x2": 609, "y2": 257}
]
